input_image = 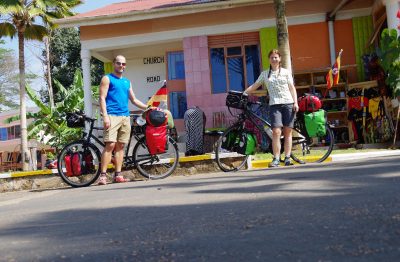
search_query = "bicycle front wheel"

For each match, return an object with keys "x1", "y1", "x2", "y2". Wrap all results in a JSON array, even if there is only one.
[
  {"x1": 132, "y1": 136, "x2": 179, "y2": 180},
  {"x1": 290, "y1": 125, "x2": 334, "y2": 164},
  {"x1": 57, "y1": 140, "x2": 102, "y2": 187},
  {"x1": 215, "y1": 125, "x2": 249, "y2": 172}
]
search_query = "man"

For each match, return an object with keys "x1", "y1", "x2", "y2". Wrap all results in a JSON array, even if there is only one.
[{"x1": 98, "y1": 55, "x2": 148, "y2": 185}]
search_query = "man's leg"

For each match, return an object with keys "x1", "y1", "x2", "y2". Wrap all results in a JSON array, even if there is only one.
[
  {"x1": 98, "y1": 142, "x2": 115, "y2": 185},
  {"x1": 113, "y1": 142, "x2": 125, "y2": 172}
]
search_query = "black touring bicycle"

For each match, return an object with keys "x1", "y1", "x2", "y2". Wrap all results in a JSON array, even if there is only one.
[{"x1": 214, "y1": 91, "x2": 335, "y2": 172}]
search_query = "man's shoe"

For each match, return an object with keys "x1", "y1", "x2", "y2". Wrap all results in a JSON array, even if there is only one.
[
  {"x1": 113, "y1": 175, "x2": 129, "y2": 183},
  {"x1": 284, "y1": 156, "x2": 293, "y2": 166},
  {"x1": 268, "y1": 158, "x2": 280, "y2": 168},
  {"x1": 98, "y1": 174, "x2": 107, "y2": 185}
]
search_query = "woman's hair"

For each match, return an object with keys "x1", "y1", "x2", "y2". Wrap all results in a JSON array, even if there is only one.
[{"x1": 267, "y1": 49, "x2": 281, "y2": 78}]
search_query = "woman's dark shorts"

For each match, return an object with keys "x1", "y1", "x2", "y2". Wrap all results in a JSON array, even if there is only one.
[{"x1": 269, "y1": 103, "x2": 295, "y2": 128}]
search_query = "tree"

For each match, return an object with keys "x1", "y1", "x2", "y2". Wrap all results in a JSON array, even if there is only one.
[
  {"x1": 42, "y1": 27, "x2": 103, "y2": 104},
  {"x1": 0, "y1": 39, "x2": 19, "y2": 111},
  {"x1": 5, "y1": 70, "x2": 96, "y2": 150},
  {"x1": 273, "y1": 0, "x2": 292, "y2": 72},
  {"x1": 0, "y1": 0, "x2": 81, "y2": 171}
]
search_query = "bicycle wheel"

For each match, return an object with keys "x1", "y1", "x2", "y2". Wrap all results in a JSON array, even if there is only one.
[
  {"x1": 290, "y1": 125, "x2": 334, "y2": 163},
  {"x1": 132, "y1": 136, "x2": 179, "y2": 179},
  {"x1": 215, "y1": 125, "x2": 249, "y2": 172},
  {"x1": 57, "y1": 140, "x2": 102, "y2": 187}
]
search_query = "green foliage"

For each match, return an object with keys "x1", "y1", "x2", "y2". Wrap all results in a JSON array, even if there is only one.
[
  {"x1": 43, "y1": 27, "x2": 104, "y2": 104},
  {"x1": 376, "y1": 28, "x2": 400, "y2": 97},
  {"x1": 6, "y1": 70, "x2": 88, "y2": 150},
  {"x1": 0, "y1": 40, "x2": 19, "y2": 111}
]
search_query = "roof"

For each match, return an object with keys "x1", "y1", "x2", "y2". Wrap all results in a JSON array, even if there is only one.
[
  {"x1": 57, "y1": 0, "x2": 265, "y2": 27},
  {"x1": 72, "y1": 0, "x2": 220, "y2": 20}
]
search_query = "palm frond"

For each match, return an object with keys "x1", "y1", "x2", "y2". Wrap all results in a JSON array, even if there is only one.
[
  {"x1": 24, "y1": 24, "x2": 48, "y2": 40},
  {"x1": 0, "y1": 22, "x2": 17, "y2": 39}
]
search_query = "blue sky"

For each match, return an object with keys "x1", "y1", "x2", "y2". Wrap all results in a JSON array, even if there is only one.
[{"x1": 3, "y1": 0, "x2": 123, "y2": 99}]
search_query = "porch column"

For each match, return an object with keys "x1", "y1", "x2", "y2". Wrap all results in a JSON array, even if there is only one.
[
  {"x1": 81, "y1": 49, "x2": 93, "y2": 117},
  {"x1": 384, "y1": 0, "x2": 400, "y2": 34}
]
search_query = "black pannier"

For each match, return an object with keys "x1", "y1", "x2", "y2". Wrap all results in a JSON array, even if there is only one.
[
  {"x1": 226, "y1": 91, "x2": 248, "y2": 109},
  {"x1": 66, "y1": 112, "x2": 85, "y2": 128}
]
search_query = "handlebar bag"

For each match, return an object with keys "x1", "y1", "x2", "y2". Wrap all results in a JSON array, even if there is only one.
[
  {"x1": 226, "y1": 91, "x2": 248, "y2": 109},
  {"x1": 145, "y1": 125, "x2": 167, "y2": 155},
  {"x1": 66, "y1": 112, "x2": 85, "y2": 128},
  {"x1": 298, "y1": 94, "x2": 322, "y2": 113},
  {"x1": 234, "y1": 132, "x2": 257, "y2": 155},
  {"x1": 304, "y1": 109, "x2": 327, "y2": 137}
]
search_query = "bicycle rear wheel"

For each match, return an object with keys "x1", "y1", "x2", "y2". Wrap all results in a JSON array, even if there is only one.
[
  {"x1": 215, "y1": 125, "x2": 249, "y2": 172},
  {"x1": 290, "y1": 125, "x2": 334, "y2": 163},
  {"x1": 132, "y1": 136, "x2": 179, "y2": 179},
  {"x1": 57, "y1": 140, "x2": 102, "y2": 187}
]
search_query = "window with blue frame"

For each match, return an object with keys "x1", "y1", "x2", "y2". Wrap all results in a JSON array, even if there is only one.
[
  {"x1": 210, "y1": 44, "x2": 260, "y2": 93},
  {"x1": 168, "y1": 51, "x2": 185, "y2": 80},
  {"x1": 169, "y1": 91, "x2": 187, "y2": 119},
  {"x1": 0, "y1": 128, "x2": 8, "y2": 141}
]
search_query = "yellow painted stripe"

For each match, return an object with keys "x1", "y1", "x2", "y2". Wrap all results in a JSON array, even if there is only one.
[
  {"x1": 251, "y1": 156, "x2": 332, "y2": 169},
  {"x1": 10, "y1": 169, "x2": 53, "y2": 178},
  {"x1": 179, "y1": 154, "x2": 212, "y2": 163}
]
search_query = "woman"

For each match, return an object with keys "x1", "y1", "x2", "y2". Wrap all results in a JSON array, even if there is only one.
[{"x1": 244, "y1": 49, "x2": 299, "y2": 167}]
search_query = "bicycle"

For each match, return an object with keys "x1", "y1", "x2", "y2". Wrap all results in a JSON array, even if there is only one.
[
  {"x1": 57, "y1": 111, "x2": 179, "y2": 187},
  {"x1": 215, "y1": 91, "x2": 334, "y2": 172}
]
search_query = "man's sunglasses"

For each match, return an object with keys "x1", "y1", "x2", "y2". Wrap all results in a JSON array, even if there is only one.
[{"x1": 115, "y1": 61, "x2": 126, "y2": 66}]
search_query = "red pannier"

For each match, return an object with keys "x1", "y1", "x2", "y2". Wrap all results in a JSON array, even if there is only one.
[
  {"x1": 298, "y1": 94, "x2": 322, "y2": 112},
  {"x1": 145, "y1": 125, "x2": 167, "y2": 155},
  {"x1": 64, "y1": 152, "x2": 82, "y2": 177}
]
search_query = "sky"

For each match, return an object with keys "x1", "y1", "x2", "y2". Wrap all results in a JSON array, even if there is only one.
[{"x1": 2, "y1": 0, "x2": 124, "y2": 105}]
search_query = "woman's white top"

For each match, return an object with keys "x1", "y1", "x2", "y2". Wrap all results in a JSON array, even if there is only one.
[{"x1": 255, "y1": 67, "x2": 294, "y2": 106}]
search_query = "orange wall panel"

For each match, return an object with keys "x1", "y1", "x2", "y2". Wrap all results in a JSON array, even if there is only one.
[
  {"x1": 288, "y1": 22, "x2": 331, "y2": 71},
  {"x1": 334, "y1": 19, "x2": 357, "y2": 83}
]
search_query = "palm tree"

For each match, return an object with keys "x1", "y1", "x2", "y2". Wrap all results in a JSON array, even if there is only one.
[
  {"x1": 0, "y1": 0, "x2": 81, "y2": 170},
  {"x1": 273, "y1": 0, "x2": 292, "y2": 72}
]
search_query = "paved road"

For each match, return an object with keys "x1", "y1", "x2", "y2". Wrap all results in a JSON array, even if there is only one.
[{"x1": 1, "y1": 156, "x2": 400, "y2": 262}]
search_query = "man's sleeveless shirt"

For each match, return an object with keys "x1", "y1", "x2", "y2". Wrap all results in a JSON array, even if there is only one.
[{"x1": 105, "y1": 73, "x2": 130, "y2": 116}]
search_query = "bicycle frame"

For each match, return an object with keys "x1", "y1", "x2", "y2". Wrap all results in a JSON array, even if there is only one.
[
  {"x1": 81, "y1": 115, "x2": 148, "y2": 168},
  {"x1": 229, "y1": 101, "x2": 307, "y2": 153}
]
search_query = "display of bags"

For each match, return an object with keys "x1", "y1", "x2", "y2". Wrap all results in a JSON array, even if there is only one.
[
  {"x1": 304, "y1": 110, "x2": 327, "y2": 137},
  {"x1": 298, "y1": 94, "x2": 322, "y2": 112},
  {"x1": 145, "y1": 125, "x2": 167, "y2": 155}
]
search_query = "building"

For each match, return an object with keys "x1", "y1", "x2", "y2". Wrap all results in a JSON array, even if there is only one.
[{"x1": 57, "y1": 0, "x2": 399, "y2": 144}]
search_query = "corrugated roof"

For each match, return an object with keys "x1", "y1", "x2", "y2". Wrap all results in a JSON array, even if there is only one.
[{"x1": 71, "y1": 0, "x2": 223, "y2": 20}]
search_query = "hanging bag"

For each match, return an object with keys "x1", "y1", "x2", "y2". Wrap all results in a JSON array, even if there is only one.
[
  {"x1": 145, "y1": 125, "x2": 167, "y2": 155},
  {"x1": 64, "y1": 152, "x2": 82, "y2": 177},
  {"x1": 304, "y1": 110, "x2": 327, "y2": 137}
]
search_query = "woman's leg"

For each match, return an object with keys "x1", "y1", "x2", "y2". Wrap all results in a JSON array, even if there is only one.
[
  {"x1": 283, "y1": 126, "x2": 293, "y2": 157},
  {"x1": 272, "y1": 127, "x2": 282, "y2": 159}
]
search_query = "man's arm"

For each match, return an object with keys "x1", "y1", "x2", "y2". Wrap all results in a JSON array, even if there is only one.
[
  {"x1": 129, "y1": 84, "x2": 148, "y2": 110},
  {"x1": 99, "y1": 75, "x2": 111, "y2": 129}
]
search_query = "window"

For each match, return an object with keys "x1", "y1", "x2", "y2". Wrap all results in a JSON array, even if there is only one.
[
  {"x1": 169, "y1": 92, "x2": 187, "y2": 119},
  {"x1": 0, "y1": 128, "x2": 7, "y2": 141},
  {"x1": 0, "y1": 125, "x2": 21, "y2": 141},
  {"x1": 167, "y1": 51, "x2": 185, "y2": 80},
  {"x1": 210, "y1": 45, "x2": 260, "y2": 93}
]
